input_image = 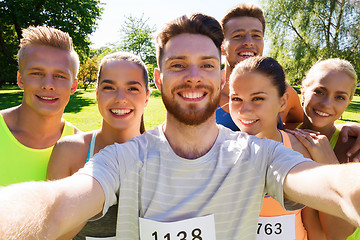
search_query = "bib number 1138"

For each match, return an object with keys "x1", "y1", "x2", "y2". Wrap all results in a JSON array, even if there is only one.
[
  {"x1": 139, "y1": 214, "x2": 216, "y2": 240},
  {"x1": 152, "y1": 228, "x2": 202, "y2": 240}
]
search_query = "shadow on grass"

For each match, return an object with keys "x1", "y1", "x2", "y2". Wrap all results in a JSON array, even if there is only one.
[
  {"x1": 346, "y1": 100, "x2": 360, "y2": 113},
  {"x1": 64, "y1": 91, "x2": 96, "y2": 113},
  {"x1": 0, "y1": 90, "x2": 96, "y2": 113},
  {"x1": 0, "y1": 91, "x2": 23, "y2": 109},
  {"x1": 340, "y1": 100, "x2": 360, "y2": 123}
]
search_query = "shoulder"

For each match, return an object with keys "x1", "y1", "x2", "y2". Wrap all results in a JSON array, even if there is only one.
[
  {"x1": 286, "y1": 83, "x2": 298, "y2": 97},
  {"x1": 287, "y1": 132, "x2": 312, "y2": 158},
  {"x1": 0, "y1": 106, "x2": 20, "y2": 129},
  {"x1": 48, "y1": 131, "x2": 94, "y2": 179},
  {"x1": 56, "y1": 131, "x2": 93, "y2": 147}
]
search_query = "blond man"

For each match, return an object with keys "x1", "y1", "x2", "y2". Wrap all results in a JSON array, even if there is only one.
[{"x1": 0, "y1": 26, "x2": 79, "y2": 186}]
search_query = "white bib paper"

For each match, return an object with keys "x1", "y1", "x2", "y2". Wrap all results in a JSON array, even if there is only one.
[
  {"x1": 139, "y1": 214, "x2": 216, "y2": 240},
  {"x1": 257, "y1": 214, "x2": 296, "y2": 240}
]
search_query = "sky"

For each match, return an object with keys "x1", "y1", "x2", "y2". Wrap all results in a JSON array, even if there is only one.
[{"x1": 90, "y1": 0, "x2": 262, "y2": 49}]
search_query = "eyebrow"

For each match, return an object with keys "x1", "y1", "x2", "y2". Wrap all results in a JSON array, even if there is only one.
[
  {"x1": 165, "y1": 55, "x2": 219, "y2": 62},
  {"x1": 231, "y1": 29, "x2": 263, "y2": 34},
  {"x1": 99, "y1": 79, "x2": 144, "y2": 86},
  {"x1": 27, "y1": 67, "x2": 71, "y2": 76},
  {"x1": 319, "y1": 86, "x2": 349, "y2": 95},
  {"x1": 99, "y1": 79, "x2": 115, "y2": 85},
  {"x1": 250, "y1": 91, "x2": 268, "y2": 95}
]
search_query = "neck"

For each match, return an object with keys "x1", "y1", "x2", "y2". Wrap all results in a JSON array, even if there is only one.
[
  {"x1": 301, "y1": 116, "x2": 336, "y2": 140},
  {"x1": 256, "y1": 126, "x2": 282, "y2": 142},
  {"x1": 16, "y1": 104, "x2": 64, "y2": 136},
  {"x1": 96, "y1": 120, "x2": 141, "y2": 151},
  {"x1": 163, "y1": 113, "x2": 219, "y2": 159},
  {"x1": 223, "y1": 64, "x2": 234, "y2": 96},
  {"x1": 225, "y1": 64, "x2": 233, "y2": 83}
]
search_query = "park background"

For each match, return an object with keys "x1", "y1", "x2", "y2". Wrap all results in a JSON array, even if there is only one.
[{"x1": 1, "y1": 0, "x2": 359, "y2": 131}]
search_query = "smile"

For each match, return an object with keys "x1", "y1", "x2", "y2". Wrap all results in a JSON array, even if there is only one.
[
  {"x1": 238, "y1": 52, "x2": 255, "y2": 57},
  {"x1": 110, "y1": 109, "x2": 132, "y2": 115},
  {"x1": 314, "y1": 110, "x2": 330, "y2": 117},
  {"x1": 240, "y1": 119, "x2": 258, "y2": 125},
  {"x1": 179, "y1": 90, "x2": 207, "y2": 101},
  {"x1": 37, "y1": 95, "x2": 58, "y2": 101}
]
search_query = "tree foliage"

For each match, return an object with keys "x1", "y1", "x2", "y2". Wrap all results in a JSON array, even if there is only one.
[
  {"x1": 262, "y1": 0, "x2": 360, "y2": 83},
  {"x1": 0, "y1": 0, "x2": 103, "y2": 86},
  {"x1": 117, "y1": 15, "x2": 157, "y2": 69},
  {"x1": 78, "y1": 55, "x2": 99, "y2": 90},
  {"x1": 77, "y1": 47, "x2": 113, "y2": 90}
]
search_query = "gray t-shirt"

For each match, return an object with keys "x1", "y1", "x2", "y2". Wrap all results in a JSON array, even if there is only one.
[{"x1": 78, "y1": 125, "x2": 311, "y2": 239}]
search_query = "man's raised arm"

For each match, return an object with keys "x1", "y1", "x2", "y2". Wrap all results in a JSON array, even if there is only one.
[
  {"x1": 284, "y1": 161, "x2": 360, "y2": 227},
  {"x1": 0, "y1": 174, "x2": 105, "y2": 239}
]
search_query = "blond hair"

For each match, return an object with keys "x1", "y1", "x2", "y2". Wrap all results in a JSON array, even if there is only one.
[
  {"x1": 17, "y1": 26, "x2": 79, "y2": 78},
  {"x1": 302, "y1": 58, "x2": 357, "y2": 97}
]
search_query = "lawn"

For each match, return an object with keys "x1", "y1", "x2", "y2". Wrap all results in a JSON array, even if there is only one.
[{"x1": 0, "y1": 85, "x2": 359, "y2": 131}]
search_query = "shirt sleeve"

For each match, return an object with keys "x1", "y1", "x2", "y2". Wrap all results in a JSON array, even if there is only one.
[
  {"x1": 76, "y1": 143, "x2": 122, "y2": 217},
  {"x1": 262, "y1": 139, "x2": 313, "y2": 211}
]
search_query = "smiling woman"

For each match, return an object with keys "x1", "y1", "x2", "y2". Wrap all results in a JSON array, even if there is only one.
[{"x1": 46, "y1": 51, "x2": 150, "y2": 240}]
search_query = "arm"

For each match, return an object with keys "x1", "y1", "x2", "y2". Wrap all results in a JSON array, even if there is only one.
[
  {"x1": 287, "y1": 128, "x2": 356, "y2": 238},
  {"x1": 336, "y1": 122, "x2": 360, "y2": 161},
  {"x1": 284, "y1": 162, "x2": 360, "y2": 228},
  {"x1": 47, "y1": 134, "x2": 91, "y2": 239},
  {"x1": 0, "y1": 174, "x2": 105, "y2": 239}
]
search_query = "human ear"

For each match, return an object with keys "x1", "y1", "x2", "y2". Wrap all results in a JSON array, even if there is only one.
[
  {"x1": 280, "y1": 92, "x2": 289, "y2": 112},
  {"x1": 154, "y1": 68, "x2": 162, "y2": 92},
  {"x1": 17, "y1": 71, "x2": 24, "y2": 89},
  {"x1": 70, "y1": 79, "x2": 78, "y2": 94}
]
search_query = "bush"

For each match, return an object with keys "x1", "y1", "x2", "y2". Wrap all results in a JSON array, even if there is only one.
[{"x1": 355, "y1": 87, "x2": 360, "y2": 96}]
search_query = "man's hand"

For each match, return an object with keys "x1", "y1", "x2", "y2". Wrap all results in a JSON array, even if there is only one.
[{"x1": 337, "y1": 122, "x2": 360, "y2": 162}]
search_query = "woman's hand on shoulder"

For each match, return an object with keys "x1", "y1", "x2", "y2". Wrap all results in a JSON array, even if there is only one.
[{"x1": 285, "y1": 129, "x2": 339, "y2": 164}]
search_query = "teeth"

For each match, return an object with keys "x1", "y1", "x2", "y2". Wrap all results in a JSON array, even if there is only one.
[
  {"x1": 111, "y1": 109, "x2": 131, "y2": 115},
  {"x1": 182, "y1": 92, "x2": 204, "y2": 99},
  {"x1": 241, "y1": 119, "x2": 257, "y2": 124},
  {"x1": 239, "y1": 52, "x2": 254, "y2": 56},
  {"x1": 315, "y1": 110, "x2": 330, "y2": 117},
  {"x1": 39, "y1": 96, "x2": 56, "y2": 100}
]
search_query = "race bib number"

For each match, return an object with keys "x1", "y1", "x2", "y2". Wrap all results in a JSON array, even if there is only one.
[
  {"x1": 257, "y1": 215, "x2": 295, "y2": 240},
  {"x1": 139, "y1": 214, "x2": 216, "y2": 240}
]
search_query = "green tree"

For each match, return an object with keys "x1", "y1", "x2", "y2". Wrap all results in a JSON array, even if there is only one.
[
  {"x1": 78, "y1": 55, "x2": 99, "y2": 90},
  {"x1": 117, "y1": 14, "x2": 157, "y2": 81},
  {"x1": 0, "y1": 0, "x2": 103, "y2": 86},
  {"x1": 262, "y1": 0, "x2": 360, "y2": 84},
  {"x1": 77, "y1": 47, "x2": 113, "y2": 90}
]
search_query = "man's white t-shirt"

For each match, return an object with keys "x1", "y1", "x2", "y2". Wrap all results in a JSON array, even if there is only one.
[{"x1": 78, "y1": 125, "x2": 311, "y2": 239}]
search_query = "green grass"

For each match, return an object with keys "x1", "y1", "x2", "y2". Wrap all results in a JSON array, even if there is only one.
[{"x1": 0, "y1": 86, "x2": 359, "y2": 131}]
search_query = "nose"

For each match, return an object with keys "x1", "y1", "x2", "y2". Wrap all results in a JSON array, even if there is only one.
[
  {"x1": 243, "y1": 33, "x2": 254, "y2": 47},
  {"x1": 41, "y1": 73, "x2": 55, "y2": 90},
  {"x1": 238, "y1": 101, "x2": 252, "y2": 115},
  {"x1": 320, "y1": 96, "x2": 332, "y2": 108},
  {"x1": 115, "y1": 89, "x2": 127, "y2": 103},
  {"x1": 185, "y1": 65, "x2": 202, "y2": 85}
]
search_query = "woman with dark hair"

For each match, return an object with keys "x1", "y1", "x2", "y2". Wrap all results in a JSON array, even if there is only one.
[{"x1": 47, "y1": 51, "x2": 150, "y2": 239}]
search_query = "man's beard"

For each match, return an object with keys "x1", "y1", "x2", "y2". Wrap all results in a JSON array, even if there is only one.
[{"x1": 161, "y1": 84, "x2": 220, "y2": 126}]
